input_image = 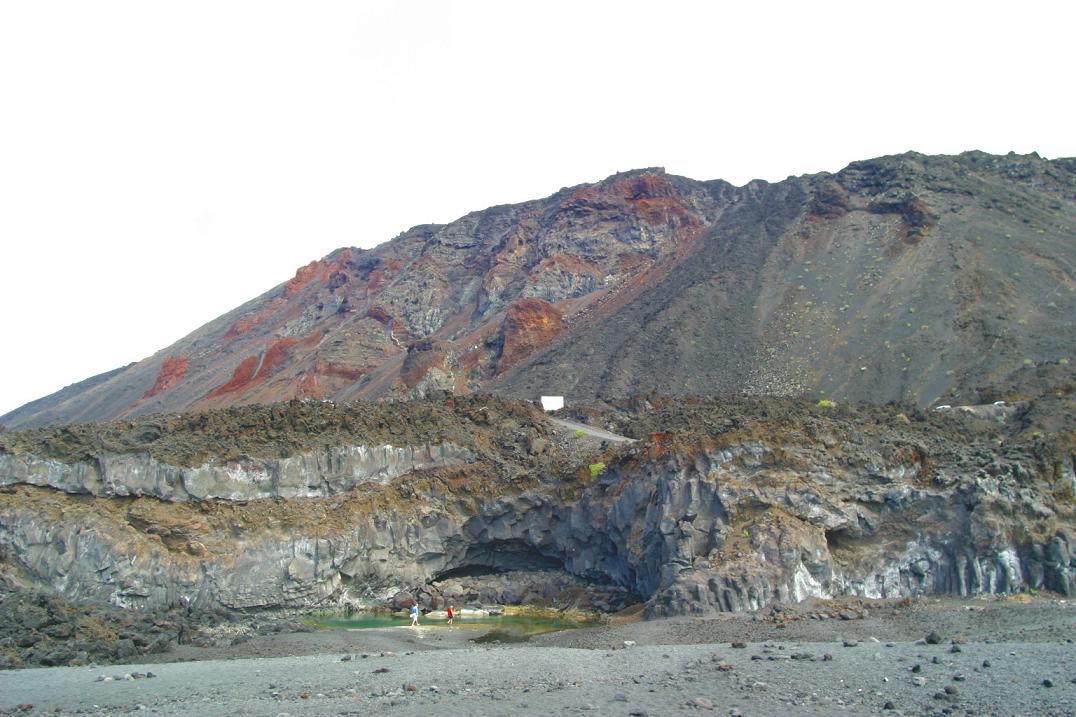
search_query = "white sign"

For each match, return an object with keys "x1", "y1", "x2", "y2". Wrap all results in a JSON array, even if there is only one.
[{"x1": 540, "y1": 396, "x2": 564, "y2": 411}]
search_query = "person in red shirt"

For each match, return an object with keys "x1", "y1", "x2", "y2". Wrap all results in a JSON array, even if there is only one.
[{"x1": 446, "y1": 604, "x2": 455, "y2": 626}]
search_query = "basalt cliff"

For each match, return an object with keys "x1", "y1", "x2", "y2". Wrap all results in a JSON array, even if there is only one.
[
  {"x1": 3, "y1": 151, "x2": 1074, "y2": 429},
  {"x1": 1, "y1": 152, "x2": 1074, "y2": 669},
  {"x1": 1, "y1": 394, "x2": 1073, "y2": 629}
]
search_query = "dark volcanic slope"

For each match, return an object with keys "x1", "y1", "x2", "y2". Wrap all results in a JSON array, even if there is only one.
[
  {"x1": 494, "y1": 178, "x2": 809, "y2": 399},
  {"x1": 496, "y1": 154, "x2": 1076, "y2": 404},
  {"x1": 3, "y1": 151, "x2": 1074, "y2": 428},
  {"x1": 0, "y1": 363, "x2": 135, "y2": 429}
]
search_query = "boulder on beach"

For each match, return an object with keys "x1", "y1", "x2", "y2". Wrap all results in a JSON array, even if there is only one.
[{"x1": 391, "y1": 592, "x2": 416, "y2": 610}]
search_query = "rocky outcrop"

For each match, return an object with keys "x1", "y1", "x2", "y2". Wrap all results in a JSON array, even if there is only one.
[
  {"x1": 496, "y1": 298, "x2": 565, "y2": 374},
  {"x1": 597, "y1": 444, "x2": 1075, "y2": 616},
  {"x1": 0, "y1": 590, "x2": 183, "y2": 668},
  {"x1": 0, "y1": 442, "x2": 473, "y2": 501},
  {"x1": 1, "y1": 397, "x2": 1072, "y2": 617}
]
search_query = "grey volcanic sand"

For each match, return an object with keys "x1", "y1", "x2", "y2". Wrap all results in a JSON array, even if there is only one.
[{"x1": 2, "y1": 597, "x2": 1073, "y2": 717}]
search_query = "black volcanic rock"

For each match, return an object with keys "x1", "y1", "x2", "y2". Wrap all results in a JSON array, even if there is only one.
[{"x1": 0, "y1": 394, "x2": 1072, "y2": 619}]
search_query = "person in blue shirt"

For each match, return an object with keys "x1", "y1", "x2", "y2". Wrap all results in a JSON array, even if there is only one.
[{"x1": 410, "y1": 602, "x2": 420, "y2": 626}]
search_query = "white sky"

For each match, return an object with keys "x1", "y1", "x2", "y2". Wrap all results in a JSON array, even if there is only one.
[{"x1": 1, "y1": 1, "x2": 1073, "y2": 417}]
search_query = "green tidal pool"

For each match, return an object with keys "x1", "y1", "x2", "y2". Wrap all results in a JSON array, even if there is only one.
[{"x1": 309, "y1": 611, "x2": 594, "y2": 642}]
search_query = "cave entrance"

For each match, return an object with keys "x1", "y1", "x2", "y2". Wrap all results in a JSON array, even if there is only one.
[
  {"x1": 433, "y1": 539, "x2": 566, "y2": 581},
  {"x1": 427, "y1": 539, "x2": 636, "y2": 614}
]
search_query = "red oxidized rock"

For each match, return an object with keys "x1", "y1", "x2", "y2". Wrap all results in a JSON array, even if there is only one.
[
  {"x1": 283, "y1": 260, "x2": 323, "y2": 298},
  {"x1": 207, "y1": 356, "x2": 261, "y2": 398},
  {"x1": 497, "y1": 298, "x2": 564, "y2": 374},
  {"x1": 141, "y1": 356, "x2": 189, "y2": 399}
]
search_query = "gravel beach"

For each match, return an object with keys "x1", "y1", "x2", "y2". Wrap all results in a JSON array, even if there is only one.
[{"x1": 2, "y1": 596, "x2": 1072, "y2": 717}]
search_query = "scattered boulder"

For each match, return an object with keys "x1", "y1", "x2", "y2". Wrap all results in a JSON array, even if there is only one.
[{"x1": 392, "y1": 592, "x2": 416, "y2": 610}]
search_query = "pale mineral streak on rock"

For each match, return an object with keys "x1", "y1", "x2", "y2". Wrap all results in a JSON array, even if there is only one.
[{"x1": 0, "y1": 442, "x2": 474, "y2": 501}]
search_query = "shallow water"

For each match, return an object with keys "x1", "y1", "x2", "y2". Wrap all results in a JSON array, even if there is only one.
[{"x1": 309, "y1": 612, "x2": 591, "y2": 642}]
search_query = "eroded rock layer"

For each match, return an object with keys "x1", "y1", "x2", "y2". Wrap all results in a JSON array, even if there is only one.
[{"x1": 1, "y1": 395, "x2": 1072, "y2": 617}]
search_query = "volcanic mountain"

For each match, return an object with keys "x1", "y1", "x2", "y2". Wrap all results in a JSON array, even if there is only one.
[{"x1": 4, "y1": 151, "x2": 1074, "y2": 428}]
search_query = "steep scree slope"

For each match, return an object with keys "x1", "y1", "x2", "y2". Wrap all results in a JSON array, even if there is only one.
[{"x1": 2, "y1": 152, "x2": 1073, "y2": 429}]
